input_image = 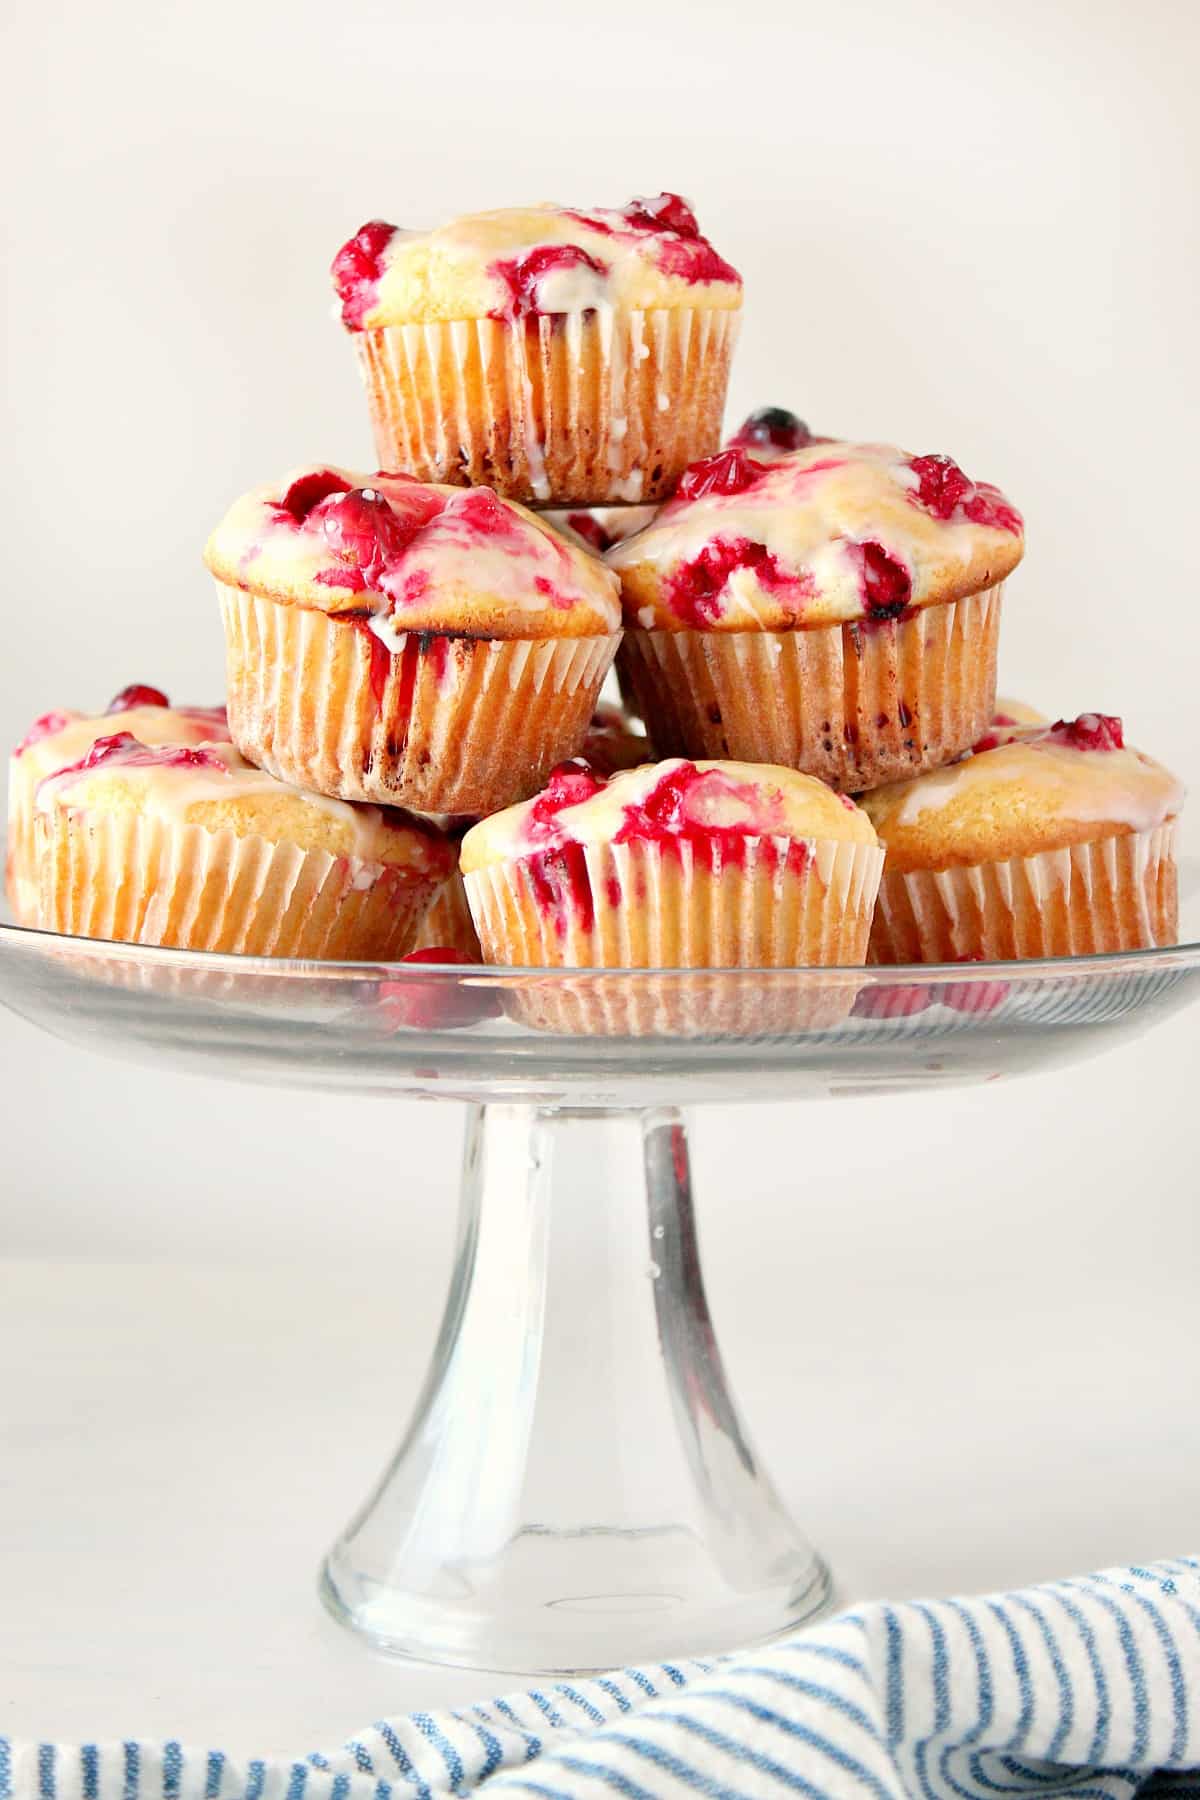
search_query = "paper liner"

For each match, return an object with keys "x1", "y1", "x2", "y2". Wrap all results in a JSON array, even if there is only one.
[
  {"x1": 868, "y1": 822, "x2": 1179, "y2": 964},
  {"x1": 353, "y1": 307, "x2": 740, "y2": 505},
  {"x1": 411, "y1": 868, "x2": 483, "y2": 959},
  {"x1": 6, "y1": 754, "x2": 40, "y2": 923},
  {"x1": 616, "y1": 585, "x2": 1002, "y2": 794},
  {"x1": 35, "y1": 806, "x2": 439, "y2": 959},
  {"x1": 465, "y1": 835, "x2": 883, "y2": 1036},
  {"x1": 217, "y1": 583, "x2": 619, "y2": 815}
]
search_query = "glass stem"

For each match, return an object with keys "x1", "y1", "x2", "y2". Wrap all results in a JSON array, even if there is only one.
[{"x1": 320, "y1": 1100, "x2": 828, "y2": 1672}]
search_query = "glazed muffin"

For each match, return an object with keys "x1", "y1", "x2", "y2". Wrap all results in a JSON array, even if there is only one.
[
  {"x1": 330, "y1": 195, "x2": 742, "y2": 505},
  {"x1": 34, "y1": 729, "x2": 451, "y2": 957},
  {"x1": 609, "y1": 440, "x2": 1023, "y2": 791},
  {"x1": 461, "y1": 757, "x2": 882, "y2": 970},
  {"x1": 7, "y1": 686, "x2": 229, "y2": 924},
  {"x1": 205, "y1": 466, "x2": 621, "y2": 816},
  {"x1": 863, "y1": 713, "x2": 1183, "y2": 962}
]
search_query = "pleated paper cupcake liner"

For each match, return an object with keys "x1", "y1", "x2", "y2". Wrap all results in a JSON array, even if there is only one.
[
  {"x1": 868, "y1": 822, "x2": 1179, "y2": 964},
  {"x1": 411, "y1": 867, "x2": 483, "y2": 959},
  {"x1": 354, "y1": 307, "x2": 740, "y2": 505},
  {"x1": 7, "y1": 755, "x2": 46, "y2": 924},
  {"x1": 217, "y1": 583, "x2": 619, "y2": 815},
  {"x1": 616, "y1": 585, "x2": 1002, "y2": 793},
  {"x1": 35, "y1": 806, "x2": 439, "y2": 960},
  {"x1": 465, "y1": 834, "x2": 883, "y2": 1036}
]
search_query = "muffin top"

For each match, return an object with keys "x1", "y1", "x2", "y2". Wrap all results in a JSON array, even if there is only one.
[
  {"x1": 13, "y1": 687, "x2": 230, "y2": 781},
  {"x1": 331, "y1": 195, "x2": 742, "y2": 330},
  {"x1": 36, "y1": 731, "x2": 453, "y2": 874},
  {"x1": 607, "y1": 441, "x2": 1024, "y2": 631},
  {"x1": 989, "y1": 696, "x2": 1047, "y2": 731},
  {"x1": 862, "y1": 715, "x2": 1184, "y2": 872},
  {"x1": 204, "y1": 467, "x2": 621, "y2": 639},
  {"x1": 461, "y1": 757, "x2": 877, "y2": 872}
]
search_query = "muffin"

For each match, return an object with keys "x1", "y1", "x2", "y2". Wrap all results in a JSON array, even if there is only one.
[
  {"x1": 34, "y1": 729, "x2": 451, "y2": 958},
  {"x1": 609, "y1": 440, "x2": 1024, "y2": 791},
  {"x1": 205, "y1": 466, "x2": 622, "y2": 816},
  {"x1": 7, "y1": 686, "x2": 229, "y2": 924},
  {"x1": 330, "y1": 195, "x2": 742, "y2": 505},
  {"x1": 863, "y1": 713, "x2": 1183, "y2": 962},
  {"x1": 461, "y1": 757, "x2": 882, "y2": 969}
]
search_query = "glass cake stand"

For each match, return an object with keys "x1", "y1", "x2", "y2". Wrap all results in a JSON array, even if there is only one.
[{"x1": 2, "y1": 872, "x2": 1198, "y2": 1676}]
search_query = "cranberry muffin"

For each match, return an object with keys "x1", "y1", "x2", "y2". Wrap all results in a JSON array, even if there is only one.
[
  {"x1": 863, "y1": 714, "x2": 1183, "y2": 961},
  {"x1": 205, "y1": 465, "x2": 621, "y2": 816},
  {"x1": 331, "y1": 195, "x2": 742, "y2": 504},
  {"x1": 609, "y1": 440, "x2": 1023, "y2": 791}
]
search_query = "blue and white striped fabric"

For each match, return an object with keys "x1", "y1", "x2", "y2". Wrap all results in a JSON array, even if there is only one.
[{"x1": 5, "y1": 1560, "x2": 1200, "y2": 1800}]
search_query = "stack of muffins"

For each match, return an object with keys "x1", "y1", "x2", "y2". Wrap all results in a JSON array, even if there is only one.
[{"x1": 6, "y1": 195, "x2": 1185, "y2": 1012}]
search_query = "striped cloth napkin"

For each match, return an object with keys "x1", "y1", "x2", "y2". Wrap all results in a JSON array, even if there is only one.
[{"x1": 5, "y1": 1560, "x2": 1200, "y2": 1800}]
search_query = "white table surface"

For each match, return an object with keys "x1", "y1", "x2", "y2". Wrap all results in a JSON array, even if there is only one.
[{"x1": 3, "y1": 1045, "x2": 1199, "y2": 1768}]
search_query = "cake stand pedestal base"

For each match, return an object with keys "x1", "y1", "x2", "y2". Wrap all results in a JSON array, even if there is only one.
[{"x1": 319, "y1": 1100, "x2": 830, "y2": 1673}]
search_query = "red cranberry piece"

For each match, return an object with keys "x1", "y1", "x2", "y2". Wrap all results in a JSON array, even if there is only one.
[
  {"x1": 106, "y1": 684, "x2": 169, "y2": 713},
  {"x1": 1050, "y1": 712, "x2": 1124, "y2": 752},
  {"x1": 909, "y1": 453, "x2": 974, "y2": 520},
  {"x1": 621, "y1": 192, "x2": 700, "y2": 237},
  {"x1": 852, "y1": 983, "x2": 934, "y2": 1020},
  {"x1": 331, "y1": 219, "x2": 397, "y2": 329},
  {"x1": 277, "y1": 469, "x2": 351, "y2": 523},
  {"x1": 313, "y1": 487, "x2": 413, "y2": 587},
  {"x1": 401, "y1": 947, "x2": 475, "y2": 965},
  {"x1": 675, "y1": 448, "x2": 769, "y2": 503},
  {"x1": 490, "y1": 244, "x2": 608, "y2": 319},
  {"x1": 380, "y1": 950, "x2": 500, "y2": 1032},
  {"x1": 540, "y1": 761, "x2": 605, "y2": 811},
  {"x1": 731, "y1": 408, "x2": 812, "y2": 453},
  {"x1": 856, "y1": 541, "x2": 912, "y2": 619},
  {"x1": 565, "y1": 512, "x2": 614, "y2": 554}
]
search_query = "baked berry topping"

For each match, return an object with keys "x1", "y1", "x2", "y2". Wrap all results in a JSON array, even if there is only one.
[
  {"x1": 106, "y1": 684, "x2": 169, "y2": 713},
  {"x1": 276, "y1": 469, "x2": 351, "y2": 523},
  {"x1": 729, "y1": 408, "x2": 812, "y2": 453},
  {"x1": 565, "y1": 194, "x2": 741, "y2": 285},
  {"x1": 854, "y1": 540, "x2": 912, "y2": 619},
  {"x1": 664, "y1": 535, "x2": 807, "y2": 628},
  {"x1": 907, "y1": 453, "x2": 1022, "y2": 534},
  {"x1": 489, "y1": 244, "x2": 609, "y2": 319},
  {"x1": 47, "y1": 731, "x2": 231, "y2": 785},
  {"x1": 674, "y1": 448, "x2": 771, "y2": 503},
  {"x1": 447, "y1": 487, "x2": 524, "y2": 541},
  {"x1": 311, "y1": 487, "x2": 417, "y2": 588},
  {"x1": 13, "y1": 711, "x2": 76, "y2": 757},
  {"x1": 331, "y1": 220, "x2": 397, "y2": 329},
  {"x1": 566, "y1": 512, "x2": 615, "y2": 554},
  {"x1": 620, "y1": 192, "x2": 700, "y2": 237},
  {"x1": 528, "y1": 760, "x2": 605, "y2": 834},
  {"x1": 1047, "y1": 712, "x2": 1125, "y2": 752}
]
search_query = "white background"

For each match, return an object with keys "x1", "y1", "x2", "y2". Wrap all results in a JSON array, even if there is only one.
[{"x1": 2, "y1": 0, "x2": 1199, "y2": 1757}]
